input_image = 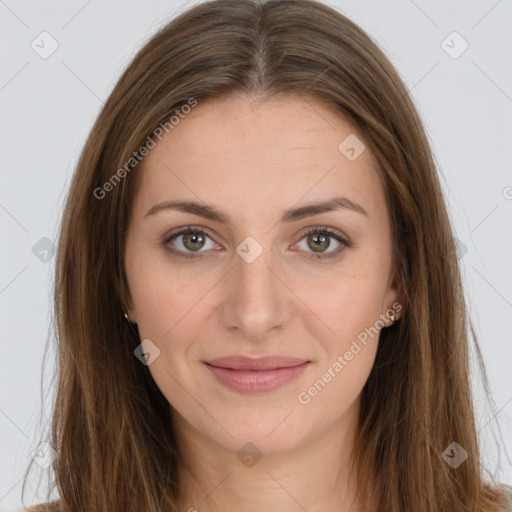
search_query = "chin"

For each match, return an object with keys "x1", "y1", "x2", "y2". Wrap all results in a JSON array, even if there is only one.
[{"x1": 202, "y1": 409, "x2": 312, "y2": 456}]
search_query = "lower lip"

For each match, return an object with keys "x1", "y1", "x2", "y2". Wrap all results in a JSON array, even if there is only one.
[{"x1": 204, "y1": 362, "x2": 310, "y2": 393}]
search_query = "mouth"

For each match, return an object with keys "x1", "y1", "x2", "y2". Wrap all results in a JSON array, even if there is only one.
[
  {"x1": 203, "y1": 355, "x2": 310, "y2": 393},
  {"x1": 205, "y1": 355, "x2": 309, "y2": 370}
]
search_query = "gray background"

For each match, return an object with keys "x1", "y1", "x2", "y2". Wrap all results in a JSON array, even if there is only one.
[{"x1": 1, "y1": 0, "x2": 511, "y2": 509}]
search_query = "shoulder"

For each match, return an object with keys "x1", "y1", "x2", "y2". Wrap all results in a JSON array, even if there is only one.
[
  {"x1": 29, "y1": 505, "x2": 61, "y2": 512},
  {"x1": 8, "y1": 502, "x2": 61, "y2": 512},
  {"x1": 502, "y1": 483, "x2": 512, "y2": 510}
]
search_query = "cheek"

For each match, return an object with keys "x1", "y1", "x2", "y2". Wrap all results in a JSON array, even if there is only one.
[
  {"x1": 126, "y1": 244, "x2": 172, "y2": 334},
  {"x1": 297, "y1": 276, "x2": 383, "y2": 416},
  {"x1": 297, "y1": 343, "x2": 376, "y2": 430},
  {"x1": 301, "y1": 266, "x2": 388, "y2": 339},
  {"x1": 126, "y1": 250, "x2": 216, "y2": 342}
]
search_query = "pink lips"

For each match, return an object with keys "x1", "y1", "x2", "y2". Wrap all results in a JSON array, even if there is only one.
[{"x1": 204, "y1": 355, "x2": 310, "y2": 393}]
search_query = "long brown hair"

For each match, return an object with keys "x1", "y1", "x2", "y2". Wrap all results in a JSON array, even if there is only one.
[{"x1": 21, "y1": 0, "x2": 511, "y2": 510}]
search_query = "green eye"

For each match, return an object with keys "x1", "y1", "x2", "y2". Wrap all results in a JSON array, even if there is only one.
[
  {"x1": 162, "y1": 226, "x2": 351, "y2": 260},
  {"x1": 163, "y1": 226, "x2": 215, "y2": 259},
  {"x1": 296, "y1": 227, "x2": 350, "y2": 260}
]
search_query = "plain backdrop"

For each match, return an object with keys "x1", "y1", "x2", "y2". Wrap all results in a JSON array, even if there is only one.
[{"x1": 1, "y1": 0, "x2": 511, "y2": 509}]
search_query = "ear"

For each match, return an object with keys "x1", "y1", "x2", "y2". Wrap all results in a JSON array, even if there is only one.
[
  {"x1": 382, "y1": 270, "x2": 404, "y2": 326},
  {"x1": 122, "y1": 291, "x2": 138, "y2": 325}
]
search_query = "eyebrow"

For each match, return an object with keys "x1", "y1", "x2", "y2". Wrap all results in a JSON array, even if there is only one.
[{"x1": 144, "y1": 196, "x2": 368, "y2": 224}]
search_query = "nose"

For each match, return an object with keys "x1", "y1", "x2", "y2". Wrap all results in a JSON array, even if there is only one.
[{"x1": 219, "y1": 239, "x2": 293, "y2": 342}]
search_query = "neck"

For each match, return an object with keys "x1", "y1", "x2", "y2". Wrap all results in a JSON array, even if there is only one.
[{"x1": 173, "y1": 398, "x2": 365, "y2": 512}]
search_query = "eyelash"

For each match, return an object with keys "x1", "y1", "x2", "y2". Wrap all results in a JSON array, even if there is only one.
[{"x1": 162, "y1": 225, "x2": 351, "y2": 261}]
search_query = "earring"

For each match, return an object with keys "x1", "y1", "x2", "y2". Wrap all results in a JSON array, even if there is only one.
[
  {"x1": 124, "y1": 312, "x2": 130, "y2": 322},
  {"x1": 390, "y1": 313, "x2": 396, "y2": 323}
]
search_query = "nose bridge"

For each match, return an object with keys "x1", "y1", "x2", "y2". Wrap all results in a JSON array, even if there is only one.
[
  {"x1": 235, "y1": 234, "x2": 281, "y2": 308},
  {"x1": 220, "y1": 233, "x2": 291, "y2": 340},
  {"x1": 236, "y1": 236, "x2": 275, "y2": 292}
]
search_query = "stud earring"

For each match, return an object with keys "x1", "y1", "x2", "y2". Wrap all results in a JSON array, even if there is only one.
[{"x1": 390, "y1": 314, "x2": 396, "y2": 323}]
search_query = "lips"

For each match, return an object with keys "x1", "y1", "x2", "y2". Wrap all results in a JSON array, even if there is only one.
[
  {"x1": 203, "y1": 355, "x2": 310, "y2": 393},
  {"x1": 205, "y1": 355, "x2": 309, "y2": 371}
]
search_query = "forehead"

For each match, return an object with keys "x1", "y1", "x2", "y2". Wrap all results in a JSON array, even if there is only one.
[
  {"x1": 147, "y1": 93, "x2": 369, "y2": 158},
  {"x1": 134, "y1": 94, "x2": 384, "y2": 220}
]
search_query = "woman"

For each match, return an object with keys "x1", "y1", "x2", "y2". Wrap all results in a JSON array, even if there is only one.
[{"x1": 16, "y1": 0, "x2": 512, "y2": 510}]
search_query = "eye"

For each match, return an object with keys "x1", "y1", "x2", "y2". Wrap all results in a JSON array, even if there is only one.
[
  {"x1": 162, "y1": 225, "x2": 351, "y2": 260},
  {"x1": 294, "y1": 227, "x2": 350, "y2": 260},
  {"x1": 162, "y1": 226, "x2": 219, "y2": 259}
]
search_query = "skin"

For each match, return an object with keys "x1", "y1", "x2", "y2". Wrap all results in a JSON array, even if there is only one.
[{"x1": 124, "y1": 92, "x2": 402, "y2": 512}]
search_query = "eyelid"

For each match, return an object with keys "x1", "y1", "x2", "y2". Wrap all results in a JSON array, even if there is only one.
[
  {"x1": 298, "y1": 225, "x2": 350, "y2": 243},
  {"x1": 162, "y1": 225, "x2": 216, "y2": 246}
]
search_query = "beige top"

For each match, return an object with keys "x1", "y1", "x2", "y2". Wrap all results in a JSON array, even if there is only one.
[{"x1": 3, "y1": 486, "x2": 512, "y2": 511}]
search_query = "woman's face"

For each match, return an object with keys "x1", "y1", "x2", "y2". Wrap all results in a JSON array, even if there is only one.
[{"x1": 124, "y1": 93, "x2": 400, "y2": 456}]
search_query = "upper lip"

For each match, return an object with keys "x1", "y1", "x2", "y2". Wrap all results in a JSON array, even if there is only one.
[{"x1": 205, "y1": 355, "x2": 309, "y2": 371}]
